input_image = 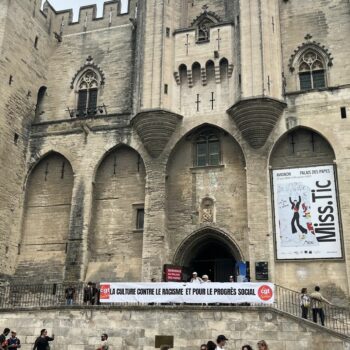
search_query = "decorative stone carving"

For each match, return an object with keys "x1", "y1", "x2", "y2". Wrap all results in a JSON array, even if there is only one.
[{"x1": 200, "y1": 197, "x2": 215, "y2": 223}]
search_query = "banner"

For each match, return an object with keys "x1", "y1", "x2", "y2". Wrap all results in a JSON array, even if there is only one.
[
  {"x1": 99, "y1": 282, "x2": 274, "y2": 304},
  {"x1": 272, "y1": 165, "x2": 342, "y2": 260}
]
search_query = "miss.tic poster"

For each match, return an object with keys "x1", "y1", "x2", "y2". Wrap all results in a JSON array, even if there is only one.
[{"x1": 272, "y1": 165, "x2": 342, "y2": 260}]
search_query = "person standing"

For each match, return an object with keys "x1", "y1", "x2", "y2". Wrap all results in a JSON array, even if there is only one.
[
  {"x1": 190, "y1": 272, "x2": 203, "y2": 283},
  {"x1": 33, "y1": 329, "x2": 54, "y2": 350},
  {"x1": 202, "y1": 275, "x2": 211, "y2": 283},
  {"x1": 229, "y1": 276, "x2": 234, "y2": 283},
  {"x1": 84, "y1": 282, "x2": 93, "y2": 304},
  {"x1": 300, "y1": 287, "x2": 310, "y2": 319},
  {"x1": 96, "y1": 333, "x2": 109, "y2": 350},
  {"x1": 0, "y1": 328, "x2": 10, "y2": 350},
  {"x1": 241, "y1": 346, "x2": 253, "y2": 350},
  {"x1": 310, "y1": 286, "x2": 331, "y2": 326},
  {"x1": 215, "y1": 335, "x2": 228, "y2": 350},
  {"x1": 65, "y1": 285, "x2": 76, "y2": 305},
  {"x1": 7, "y1": 331, "x2": 20, "y2": 349}
]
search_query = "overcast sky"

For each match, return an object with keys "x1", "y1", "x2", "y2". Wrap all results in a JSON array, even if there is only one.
[{"x1": 42, "y1": 0, "x2": 128, "y2": 20}]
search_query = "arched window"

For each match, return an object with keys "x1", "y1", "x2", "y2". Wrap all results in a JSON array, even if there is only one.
[
  {"x1": 77, "y1": 69, "x2": 99, "y2": 116},
  {"x1": 192, "y1": 62, "x2": 201, "y2": 85},
  {"x1": 220, "y1": 58, "x2": 229, "y2": 82},
  {"x1": 206, "y1": 60, "x2": 215, "y2": 83},
  {"x1": 298, "y1": 50, "x2": 326, "y2": 90},
  {"x1": 35, "y1": 86, "x2": 47, "y2": 118},
  {"x1": 195, "y1": 130, "x2": 220, "y2": 166},
  {"x1": 179, "y1": 64, "x2": 188, "y2": 85}
]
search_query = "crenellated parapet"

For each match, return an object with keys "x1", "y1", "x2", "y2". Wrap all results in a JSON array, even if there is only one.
[
  {"x1": 131, "y1": 109, "x2": 183, "y2": 158},
  {"x1": 227, "y1": 97, "x2": 287, "y2": 149},
  {"x1": 41, "y1": 0, "x2": 137, "y2": 37}
]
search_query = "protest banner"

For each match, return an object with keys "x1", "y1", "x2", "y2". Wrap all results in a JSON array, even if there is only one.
[{"x1": 99, "y1": 282, "x2": 274, "y2": 304}]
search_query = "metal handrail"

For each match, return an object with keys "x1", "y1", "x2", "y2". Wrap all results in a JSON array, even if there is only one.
[{"x1": 0, "y1": 283, "x2": 348, "y2": 336}]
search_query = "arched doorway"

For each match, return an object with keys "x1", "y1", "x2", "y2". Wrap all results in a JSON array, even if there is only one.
[{"x1": 174, "y1": 227, "x2": 243, "y2": 282}]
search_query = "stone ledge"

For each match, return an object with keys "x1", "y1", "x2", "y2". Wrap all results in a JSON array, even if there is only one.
[
  {"x1": 227, "y1": 97, "x2": 287, "y2": 149},
  {"x1": 131, "y1": 109, "x2": 183, "y2": 158}
]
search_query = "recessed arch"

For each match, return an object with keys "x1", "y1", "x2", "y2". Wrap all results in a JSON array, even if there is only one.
[
  {"x1": 269, "y1": 126, "x2": 335, "y2": 168},
  {"x1": 192, "y1": 62, "x2": 201, "y2": 85},
  {"x1": 87, "y1": 144, "x2": 146, "y2": 282},
  {"x1": 16, "y1": 152, "x2": 75, "y2": 282}
]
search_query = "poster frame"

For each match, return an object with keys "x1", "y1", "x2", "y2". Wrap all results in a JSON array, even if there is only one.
[{"x1": 270, "y1": 163, "x2": 344, "y2": 261}]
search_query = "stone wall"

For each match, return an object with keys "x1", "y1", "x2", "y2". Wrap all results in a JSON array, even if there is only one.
[{"x1": 0, "y1": 306, "x2": 349, "y2": 350}]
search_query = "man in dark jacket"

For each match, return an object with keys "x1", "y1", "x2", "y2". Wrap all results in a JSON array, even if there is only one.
[
  {"x1": 7, "y1": 330, "x2": 21, "y2": 349},
  {"x1": 0, "y1": 328, "x2": 10, "y2": 350}
]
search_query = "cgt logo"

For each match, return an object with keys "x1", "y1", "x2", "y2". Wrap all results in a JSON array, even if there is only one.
[
  {"x1": 258, "y1": 285, "x2": 273, "y2": 301},
  {"x1": 100, "y1": 284, "x2": 111, "y2": 300}
]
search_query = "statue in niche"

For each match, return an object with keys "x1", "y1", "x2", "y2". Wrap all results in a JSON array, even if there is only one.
[
  {"x1": 201, "y1": 197, "x2": 214, "y2": 223},
  {"x1": 197, "y1": 19, "x2": 211, "y2": 42}
]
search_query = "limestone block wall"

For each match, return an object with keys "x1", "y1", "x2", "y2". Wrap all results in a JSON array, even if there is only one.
[
  {"x1": 37, "y1": 22, "x2": 136, "y2": 122},
  {"x1": 0, "y1": 0, "x2": 56, "y2": 276},
  {"x1": 0, "y1": 306, "x2": 349, "y2": 350}
]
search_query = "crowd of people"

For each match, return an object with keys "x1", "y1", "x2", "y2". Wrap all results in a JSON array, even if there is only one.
[
  {"x1": 0, "y1": 328, "x2": 109, "y2": 350},
  {"x1": 200, "y1": 335, "x2": 269, "y2": 350}
]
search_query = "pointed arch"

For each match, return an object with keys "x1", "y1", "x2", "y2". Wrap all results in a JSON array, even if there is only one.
[
  {"x1": 17, "y1": 152, "x2": 74, "y2": 282},
  {"x1": 173, "y1": 226, "x2": 244, "y2": 266},
  {"x1": 269, "y1": 126, "x2": 335, "y2": 168},
  {"x1": 87, "y1": 144, "x2": 146, "y2": 282}
]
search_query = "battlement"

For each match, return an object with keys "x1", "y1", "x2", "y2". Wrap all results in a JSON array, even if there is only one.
[{"x1": 41, "y1": 0, "x2": 136, "y2": 36}]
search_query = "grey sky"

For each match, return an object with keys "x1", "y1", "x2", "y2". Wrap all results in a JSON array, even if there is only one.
[{"x1": 42, "y1": 0, "x2": 128, "y2": 20}]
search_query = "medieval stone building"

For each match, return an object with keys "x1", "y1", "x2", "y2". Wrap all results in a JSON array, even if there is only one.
[{"x1": 0, "y1": 0, "x2": 349, "y2": 303}]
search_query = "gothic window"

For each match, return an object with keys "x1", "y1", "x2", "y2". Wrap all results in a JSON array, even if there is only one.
[
  {"x1": 298, "y1": 50, "x2": 326, "y2": 90},
  {"x1": 195, "y1": 130, "x2": 220, "y2": 167},
  {"x1": 77, "y1": 70, "x2": 99, "y2": 116}
]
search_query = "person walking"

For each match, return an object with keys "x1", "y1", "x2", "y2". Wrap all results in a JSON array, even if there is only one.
[
  {"x1": 310, "y1": 286, "x2": 331, "y2": 326},
  {"x1": 215, "y1": 335, "x2": 228, "y2": 350},
  {"x1": 257, "y1": 340, "x2": 269, "y2": 350},
  {"x1": 96, "y1": 333, "x2": 109, "y2": 350},
  {"x1": 7, "y1": 331, "x2": 20, "y2": 349},
  {"x1": 300, "y1": 287, "x2": 310, "y2": 319},
  {"x1": 0, "y1": 328, "x2": 10, "y2": 350},
  {"x1": 33, "y1": 329, "x2": 54, "y2": 350}
]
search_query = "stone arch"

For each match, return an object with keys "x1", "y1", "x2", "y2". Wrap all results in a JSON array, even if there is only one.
[
  {"x1": 173, "y1": 226, "x2": 244, "y2": 282},
  {"x1": 87, "y1": 144, "x2": 146, "y2": 282},
  {"x1": 35, "y1": 86, "x2": 47, "y2": 118},
  {"x1": 17, "y1": 152, "x2": 74, "y2": 282},
  {"x1": 269, "y1": 126, "x2": 335, "y2": 168},
  {"x1": 192, "y1": 62, "x2": 201, "y2": 85}
]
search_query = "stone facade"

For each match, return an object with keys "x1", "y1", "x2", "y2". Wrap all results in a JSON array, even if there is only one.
[
  {"x1": 0, "y1": 0, "x2": 350, "y2": 304},
  {"x1": 0, "y1": 306, "x2": 349, "y2": 350}
]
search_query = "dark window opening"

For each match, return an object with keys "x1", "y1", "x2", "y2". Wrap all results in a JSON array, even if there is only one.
[
  {"x1": 34, "y1": 36, "x2": 39, "y2": 49},
  {"x1": 341, "y1": 107, "x2": 347, "y2": 119},
  {"x1": 136, "y1": 208, "x2": 144, "y2": 230},
  {"x1": 14, "y1": 133, "x2": 19, "y2": 144},
  {"x1": 164, "y1": 84, "x2": 168, "y2": 94},
  {"x1": 9, "y1": 75, "x2": 13, "y2": 85},
  {"x1": 298, "y1": 51, "x2": 326, "y2": 90},
  {"x1": 166, "y1": 27, "x2": 170, "y2": 37},
  {"x1": 195, "y1": 131, "x2": 220, "y2": 167}
]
